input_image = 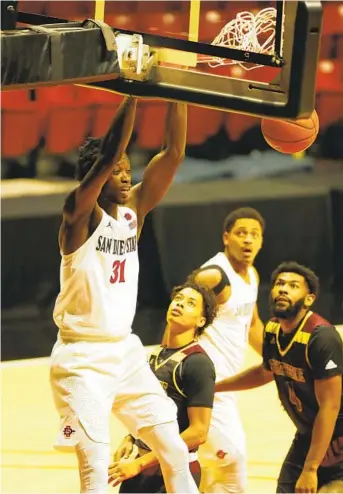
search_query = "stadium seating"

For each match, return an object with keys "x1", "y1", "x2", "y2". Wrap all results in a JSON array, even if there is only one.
[
  {"x1": 1, "y1": 90, "x2": 41, "y2": 158},
  {"x1": 36, "y1": 86, "x2": 92, "y2": 154}
]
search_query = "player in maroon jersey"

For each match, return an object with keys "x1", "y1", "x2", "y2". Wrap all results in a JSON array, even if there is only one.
[
  {"x1": 108, "y1": 281, "x2": 218, "y2": 492},
  {"x1": 215, "y1": 261, "x2": 343, "y2": 493}
]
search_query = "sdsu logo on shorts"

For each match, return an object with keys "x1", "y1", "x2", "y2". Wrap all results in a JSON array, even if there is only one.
[
  {"x1": 63, "y1": 425, "x2": 75, "y2": 438},
  {"x1": 216, "y1": 450, "x2": 227, "y2": 460}
]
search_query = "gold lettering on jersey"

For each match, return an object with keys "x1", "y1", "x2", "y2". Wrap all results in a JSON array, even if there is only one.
[
  {"x1": 234, "y1": 302, "x2": 255, "y2": 317},
  {"x1": 159, "y1": 381, "x2": 169, "y2": 391},
  {"x1": 95, "y1": 235, "x2": 137, "y2": 255},
  {"x1": 269, "y1": 359, "x2": 306, "y2": 382}
]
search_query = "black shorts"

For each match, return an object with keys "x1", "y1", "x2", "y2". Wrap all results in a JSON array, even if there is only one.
[
  {"x1": 277, "y1": 433, "x2": 343, "y2": 493},
  {"x1": 119, "y1": 459, "x2": 201, "y2": 493}
]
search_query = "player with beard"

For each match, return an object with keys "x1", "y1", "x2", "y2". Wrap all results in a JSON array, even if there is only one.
[{"x1": 215, "y1": 261, "x2": 343, "y2": 493}]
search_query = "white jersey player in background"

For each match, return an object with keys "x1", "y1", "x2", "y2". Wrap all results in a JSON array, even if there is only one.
[
  {"x1": 50, "y1": 96, "x2": 199, "y2": 494},
  {"x1": 191, "y1": 207, "x2": 265, "y2": 493}
]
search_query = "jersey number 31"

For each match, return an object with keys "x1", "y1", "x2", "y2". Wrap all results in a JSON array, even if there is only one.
[{"x1": 110, "y1": 260, "x2": 126, "y2": 284}]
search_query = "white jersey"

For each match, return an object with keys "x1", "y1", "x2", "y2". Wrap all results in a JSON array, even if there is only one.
[
  {"x1": 199, "y1": 252, "x2": 258, "y2": 381},
  {"x1": 53, "y1": 207, "x2": 139, "y2": 341}
]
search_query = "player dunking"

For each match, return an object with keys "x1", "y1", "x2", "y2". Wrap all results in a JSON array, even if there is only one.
[
  {"x1": 50, "y1": 97, "x2": 199, "y2": 493},
  {"x1": 108, "y1": 280, "x2": 217, "y2": 492},
  {"x1": 216, "y1": 262, "x2": 343, "y2": 493},
  {"x1": 188, "y1": 207, "x2": 265, "y2": 493}
]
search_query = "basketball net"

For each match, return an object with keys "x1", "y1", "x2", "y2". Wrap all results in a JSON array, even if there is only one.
[{"x1": 197, "y1": 7, "x2": 277, "y2": 70}]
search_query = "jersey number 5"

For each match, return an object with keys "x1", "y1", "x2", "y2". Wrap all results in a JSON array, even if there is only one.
[{"x1": 110, "y1": 260, "x2": 126, "y2": 284}]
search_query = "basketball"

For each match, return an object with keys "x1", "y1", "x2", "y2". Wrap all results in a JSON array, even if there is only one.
[{"x1": 261, "y1": 110, "x2": 319, "y2": 154}]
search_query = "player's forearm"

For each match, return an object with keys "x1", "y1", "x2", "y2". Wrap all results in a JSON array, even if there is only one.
[
  {"x1": 136, "y1": 451, "x2": 159, "y2": 471},
  {"x1": 137, "y1": 104, "x2": 187, "y2": 215},
  {"x1": 303, "y1": 405, "x2": 340, "y2": 472},
  {"x1": 215, "y1": 364, "x2": 273, "y2": 392},
  {"x1": 74, "y1": 97, "x2": 137, "y2": 212},
  {"x1": 99, "y1": 96, "x2": 137, "y2": 167},
  {"x1": 249, "y1": 318, "x2": 264, "y2": 356},
  {"x1": 180, "y1": 424, "x2": 208, "y2": 450},
  {"x1": 163, "y1": 102, "x2": 187, "y2": 157}
]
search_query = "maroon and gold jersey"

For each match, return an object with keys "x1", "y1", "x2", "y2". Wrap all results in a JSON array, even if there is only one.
[
  {"x1": 135, "y1": 341, "x2": 215, "y2": 454},
  {"x1": 148, "y1": 342, "x2": 215, "y2": 437},
  {"x1": 263, "y1": 311, "x2": 343, "y2": 437}
]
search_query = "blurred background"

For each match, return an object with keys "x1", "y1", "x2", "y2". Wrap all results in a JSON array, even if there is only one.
[{"x1": 1, "y1": 0, "x2": 343, "y2": 361}]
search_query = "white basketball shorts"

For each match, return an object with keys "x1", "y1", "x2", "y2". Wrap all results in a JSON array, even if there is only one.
[{"x1": 50, "y1": 333, "x2": 177, "y2": 449}]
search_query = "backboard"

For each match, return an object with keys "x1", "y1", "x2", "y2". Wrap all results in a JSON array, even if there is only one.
[
  {"x1": 11, "y1": 0, "x2": 323, "y2": 119},
  {"x1": 88, "y1": 0, "x2": 323, "y2": 119}
]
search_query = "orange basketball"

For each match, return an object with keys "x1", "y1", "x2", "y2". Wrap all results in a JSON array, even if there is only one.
[{"x1": 261, "y1": 110, "x2": 319, "y2": 154}]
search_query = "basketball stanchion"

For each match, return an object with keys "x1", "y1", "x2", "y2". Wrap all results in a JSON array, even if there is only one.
[{"x1": 94, "y1": 0, "x2": 105, "y2": 22}]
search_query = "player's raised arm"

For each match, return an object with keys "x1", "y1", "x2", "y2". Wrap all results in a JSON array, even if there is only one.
[
  {"x1": 189, "y1": 266, "x2": 232, "y2": 305},
  {"x1": 161, "y1": 266, "x2": 230, "y2": 345},
  {"x1": 63, "y1": 96, "x2": 137, "y2": 223},
  {"x1": 134, "y1": 102, "x2": 187, "y2": 220}
]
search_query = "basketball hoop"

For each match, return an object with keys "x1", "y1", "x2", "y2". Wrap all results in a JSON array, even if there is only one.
[{"x1": 197, "y1": 7, "x2": 278, "y2": 70}]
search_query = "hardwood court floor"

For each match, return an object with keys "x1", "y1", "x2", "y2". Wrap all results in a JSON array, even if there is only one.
[{"x1": 6, "y1": 326, "x2": 341, "y2": 494}]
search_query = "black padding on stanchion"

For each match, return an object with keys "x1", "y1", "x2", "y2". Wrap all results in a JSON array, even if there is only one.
[
  {"x1": 1, "y1": 23, "x2": 120, "y2": 88},
  {"x1": 1, "y1": 1, "x2": 18, "y2": 30}
]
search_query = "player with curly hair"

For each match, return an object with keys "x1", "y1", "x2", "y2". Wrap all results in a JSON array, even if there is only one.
[
  {"x1": 49, "y1": 97, "x2": 197, "y2": 494},
  {"x1": 109, "y1": 281, "x2": 218, "y2": 492}
]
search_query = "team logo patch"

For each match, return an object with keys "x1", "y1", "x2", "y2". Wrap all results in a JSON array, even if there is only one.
[
  {"x1": 216, "y1": 450, "x2": 227, "y2": 460},
  {"x1": 63, "y1": 425, "x2": 76, "y2": 438},
  {"x1": 124, "y1": 212, "x2": 137, "y2": 230}
]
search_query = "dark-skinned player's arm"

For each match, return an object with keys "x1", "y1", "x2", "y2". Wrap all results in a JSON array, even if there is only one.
[
  {"x1": 294, "y1": 376, "x2": 342, "y2": 493},
  {"x1": 248, "y1": 268, "x2": 264, "y2": 356},
  {"x1": 300, "y1": 327, "x2": 343, "y2": 477},
  {"x1": 63, "y1": 96, "x2": 137, "y2": 223},
  {"x1": 131, "y1": 102, "x2": 187, "y2": 224},
  {"x1": 161, "y1": 265, "x2": 230, "y2": 345},
  {"x1": 248, "y1": 305, "x2": 264, "y2": 356},
  {"x1": 216, "y1": 325, "x2": 273, "y2": 392},
  {"x1": 170, "y1": 353, "x2": 215, "y2": 455},
  {"x1": 215, "y1": 362, "x2": 273, "y2": 393},
  {"x1": 178, "y1": 406, "x2": 212, "y2": 451}
]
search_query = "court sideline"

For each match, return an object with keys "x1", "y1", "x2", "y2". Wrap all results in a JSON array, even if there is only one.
[{"x1": 2, "y1": 326, "x2": 342, "y2": 493}]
